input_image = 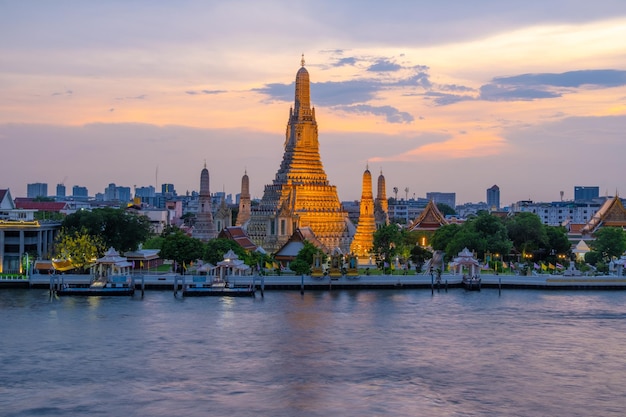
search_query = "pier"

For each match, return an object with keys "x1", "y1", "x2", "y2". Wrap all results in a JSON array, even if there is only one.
[{"x1": 14, "y1": 272, "x2": 626, "y2": 291}]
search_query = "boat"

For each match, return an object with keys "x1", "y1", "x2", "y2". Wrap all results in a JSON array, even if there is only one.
[
  {"x1": 56, "y1": 275, "x2": 135, "y2": 296},
  {"x1": 462, "y1": 275, "x2": 481, "y2": 291}
]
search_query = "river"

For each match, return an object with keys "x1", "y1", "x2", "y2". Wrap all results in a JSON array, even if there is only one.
[{"x1": 1, "y1": 288, "x2": 625, "y2": 416}]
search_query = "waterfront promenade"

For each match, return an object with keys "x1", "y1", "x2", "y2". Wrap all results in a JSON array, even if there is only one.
[{"x1": 6, "y1": 271, "x2": 626, "y2": 291}]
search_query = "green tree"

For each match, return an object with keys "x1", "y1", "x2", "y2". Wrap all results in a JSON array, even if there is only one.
[
  {"x1": 409, "y1": 245, "x2": 432, "y2": 271},
  {"x1": 61, "y1": 207, "x2": 152, "y2": 252},
  {"x1": 372, "y1": 224, "x2": 402, "y2": 268},
  {"x1": 505, "y1": 212, "x2": 548, "y2": 255},
  {"x1": 142, "y1": 236, "x2": 164, "y2": 250},
  {"x1": 159, "y1": 229, "x2": 205, "y2": 271},
  {"x1": 53, "y1": 228, "x2": 105, "y2": 272},
  {"x1": 545, "y1": 226, "x2": 572, "y2": 259},
  {"x1": 431, "y1": 223, "x2": 461, "y2": 252},
  {"x1": 436, "y1": 203, "x2": 456, "y2": 216},
  {"x1": 204, "y1": 238, "x2": 246, "y2": 265},
  {"x1": 590, "y1": 227, "x2": 626, "y2": 261},
  {"x1": 289, "y1": 241, "x2": 325, "y2": 275}
]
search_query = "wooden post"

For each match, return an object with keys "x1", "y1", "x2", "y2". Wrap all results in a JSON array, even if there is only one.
[{"x1": 300, "y1": 274, "x2": 304, "y2": 295}]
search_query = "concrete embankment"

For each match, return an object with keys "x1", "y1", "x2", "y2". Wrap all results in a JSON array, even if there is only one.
[{"x1": 15, "y1": 272, "x2": 626, "y2": 291}]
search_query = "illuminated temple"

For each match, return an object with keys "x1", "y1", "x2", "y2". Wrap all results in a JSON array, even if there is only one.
[{"x1": 246, "y1": 57, "x2": 354, "y2": 253}]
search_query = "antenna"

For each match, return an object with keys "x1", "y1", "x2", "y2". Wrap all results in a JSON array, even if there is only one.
[{"x1": 155, "y1": 166, "x2": 159, "y2": 189}]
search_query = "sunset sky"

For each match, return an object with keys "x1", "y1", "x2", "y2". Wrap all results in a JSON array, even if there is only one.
[{"x1": 2, "y1": 1, "x2": 626, "y2": 206}]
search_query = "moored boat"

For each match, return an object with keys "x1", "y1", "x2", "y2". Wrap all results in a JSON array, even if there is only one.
[{"x1": 462, "y1": 275, "x2": 481, "y2": 291}]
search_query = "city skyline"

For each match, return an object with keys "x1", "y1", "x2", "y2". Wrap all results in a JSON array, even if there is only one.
[{"x1": 2, "y1": 1, "x2": 626, "y2": 205}]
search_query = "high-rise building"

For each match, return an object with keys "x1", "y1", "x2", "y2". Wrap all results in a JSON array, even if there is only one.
[
  {"x1": 161, "y1": 183, "x2": 176, "y2": 197},
  {"x1": 426, "y1": 192, "x2": 456, "y2": 210},
  {"x1": 104, "y1": 183, "x2": 131, "y2": 202},
  {"x1": 246, "y1": 57, "x2": 353, "y2": 253},
  {"x1": 487, "y1": 185, "x2": 500, "y2": 210},
  {"x1": 27, "y1": 183, "x2": 47, "y2": 199},
  {"x1": 574, "y1": 186, "x2": 599, "y2": 201},
  {"x1": 350, "y1": 166, "x2": 376, "y2": 259},
  {"x1": 56, "y1": 183, "x2": 66, "y2": 199},
  {"x1": 72, "y1": 186, "x2": 89, "y2": 200},
  {"x1": 192, "y1": 163, "x2": 217, "y2": 241}
]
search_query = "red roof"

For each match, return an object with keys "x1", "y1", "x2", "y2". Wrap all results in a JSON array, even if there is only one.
[
  {"x1": 14, "y1": 198, "x2": 68, "y2": 211},
  {"x1": 218, "y1": 227, "x2": 257, "y2": 251}
]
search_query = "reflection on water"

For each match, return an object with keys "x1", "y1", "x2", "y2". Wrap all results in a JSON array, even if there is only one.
[{"x1": 1, "y1": 289, "x2": 626, "y2": 416}]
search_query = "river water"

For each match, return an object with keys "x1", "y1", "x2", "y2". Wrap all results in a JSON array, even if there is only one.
[{"x1": 1, "y1": 288, "x2": 626, "y2": 416}]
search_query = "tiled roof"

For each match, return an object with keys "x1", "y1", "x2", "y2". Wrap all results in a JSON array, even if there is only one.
[
  {"x1": 218, "y1": 226, "x2": 257, "y2": 251},
  {"x1": 14, "y1": 199, "x2": 68, "y2": 211}
]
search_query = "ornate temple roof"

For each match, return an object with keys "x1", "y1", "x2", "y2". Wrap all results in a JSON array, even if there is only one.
[
  {"x1": 407, "y1": 200, "x2": 449, "y2": 231},
  {"x1": 218, "y1": 226, "x2": 257, "y2": 251},
  {"x1": 580, "y1": 195, "x2": 626, "y2": 235}
]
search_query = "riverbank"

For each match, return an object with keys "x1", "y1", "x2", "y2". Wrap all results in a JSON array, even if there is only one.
[{"x1": 6, "y1": 272, "x2": 626, "y2": 291}]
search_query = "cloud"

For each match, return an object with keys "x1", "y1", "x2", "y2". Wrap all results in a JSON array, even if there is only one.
[
  {"x1": 51, "y1": 90, "x2": 73, "y2": 96},
  {"x1": 367, "y1": 59, "x2": 402, "y2": 72},
  {"x1": 336, "y1": 104, "x2": 414, "y2": 124},
  {"x1": 479, "y1": 83, "x2": 562, "y2": 101},
  {"x1": 333, "y1": 57, "x2": 358, "y2": 67},
  {"x1": 371, "y1": 132, "x2": 508, "y2": 162},
  {"x1": 493, "y1": 69, "x2": 626, "y2": 88},
  {"x1": 256, "y1": 60, "x2": 433, "y2": 109},
  {"x1": 115, "y1": 94, "x2": 147, "y2": 100},
  {"x1": 430, "y1": 69, "x2": 626, "y2": 105},
  {"x1": 185, "y1": 90, "x2": 227, "y2": 95}
]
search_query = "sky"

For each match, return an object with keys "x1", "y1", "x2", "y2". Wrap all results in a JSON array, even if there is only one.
[{"x1": 2, "y1": 0, "x2": 626, "y2": 206}]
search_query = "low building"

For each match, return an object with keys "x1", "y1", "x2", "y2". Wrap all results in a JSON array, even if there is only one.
[{"x1": 0, "y1": 189, "x2": 61, "y2": 274}]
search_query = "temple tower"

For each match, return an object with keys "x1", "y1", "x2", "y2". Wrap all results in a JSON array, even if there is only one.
[
  {"x1": 236, "y1": 170, "x2": 251, "y2": 226},
  {"x1": 192, "y1": 163, "x2": 217, "y2": 241},
  {"x1": 246, "y1": 57, "x2": 353, "y2": 253},
  {"x1": 374, "y1": 169, "x2": 389, "y2": 227},
  {"x1": 350, "y1": 166, "x2": 376, "y2": 259}
]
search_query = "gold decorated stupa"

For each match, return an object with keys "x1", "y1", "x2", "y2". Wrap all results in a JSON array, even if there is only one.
[
  {"x1": 246, "y1": 57, "x2": 354, "y2": 253},
  {"x1": 350, "y1": 165, "x2": 376, "y2": 259}
]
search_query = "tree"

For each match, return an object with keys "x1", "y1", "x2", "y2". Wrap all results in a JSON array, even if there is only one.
[
  {"x1": 409, "y1": 245, "x2": 432, "y2": 271},
  {"x1": 372, "y1": 224, "x2": 402, "y2": 268},
  {"x1": 545, "y1": 226, "x2": 572, "y2": 259},
  {"x1": 204, "y1": 238, "x2": 246, "y2": 265},
  {"x1": 53, "y1": 228, "x2": 105, "y2": 272},
  {"x1": 431, "y1": 224, "x2": 461, "y2": 252},
  {"x1": 505, "y1": 212, "x2": 548, "y2": 255},
  {"x1": 159, "y1": 229, "x2": 205, "y2": 271},
  {"x1": 590, "y1": 227, "x2": 626, "y2": 261},
  {"x1": 289, "y1": 241, "x2": 325, "y2": 275},
  {"x1": 436, "y1": 203, "x2": 456, "y2": 216},
  {"x1": 61, "y1": 207, "x2": 152, "y2": 252}
]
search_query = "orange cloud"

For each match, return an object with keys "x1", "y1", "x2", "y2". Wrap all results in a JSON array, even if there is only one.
[{"x1": 371, "y1": 132, "x2": 508, "y2": 162}]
